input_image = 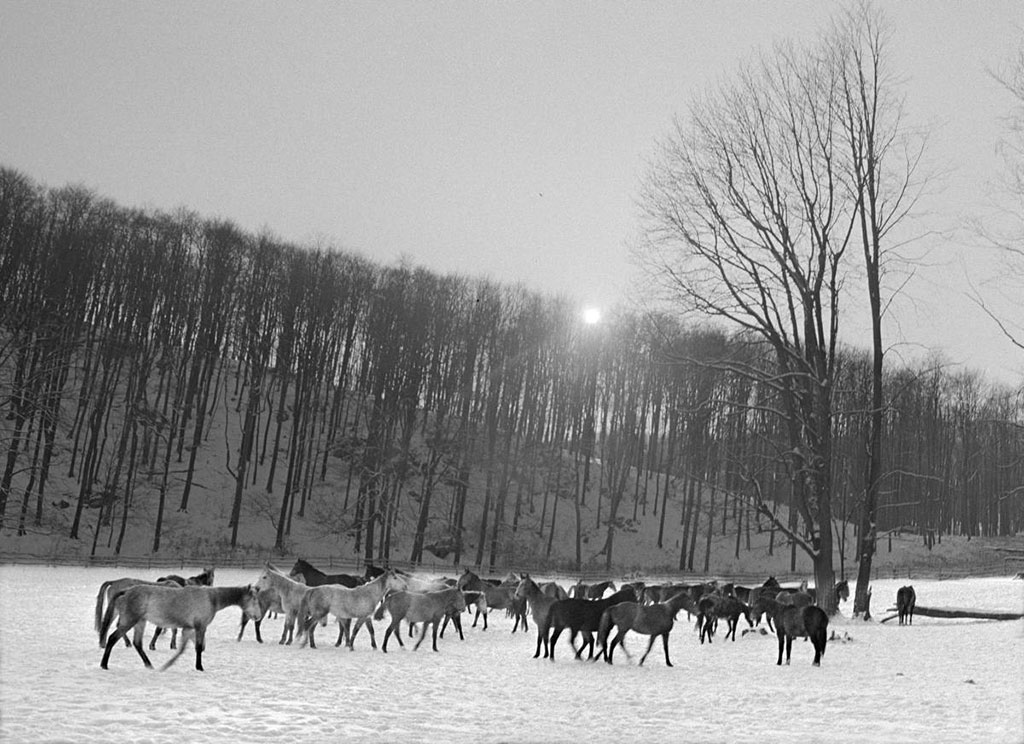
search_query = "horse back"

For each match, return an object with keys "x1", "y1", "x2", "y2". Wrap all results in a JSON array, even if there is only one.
[{"x1": 122, "y1": 585, "x2": 213, "y2": 629}]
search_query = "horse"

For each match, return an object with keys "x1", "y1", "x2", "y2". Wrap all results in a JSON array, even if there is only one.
[
  {"x1": 570, "y1": 579, "x2": 616, "y2": 599},
  {"x1": 376, "y1": 587, "x2": 467, "y2": 652},
  {"x1": 288, "y1": 558, "x2": 363, "y2": 588},
  {"x1": 253, "y1": 563, "x2": 313, "y2": 644},
  {"x1": 99, "y1": 584, "x2": 261, "y2": 671},
  {"x1": 897, "y1": 585, "x2": 916, "y2": 625},
  {"x1": 540, "y1": 581, "x2": 569, "y2": 601},
  {"x1": 751, "y1": 597, "x2": 829, "y2": 666},
  {"x1": 237, "y1": 585, "x2": 283, "y2": 643},
  {"x1": 597, "y1": 590, "x2": 696, "y2": 666},
  {"x1": 298, "y1": 569, "x2": 407, "y2": 649},
  {"x1": 802, "y1": 579, "x2": 851, "y2": 606},
  {"x1": 148, "y1": 569, "x2": 217, "y2": 650},
  {"x1": 543, "y1": 585, "x2": 638, "y2": 661},
  {"x1": 747, "y1": 577, "x2": 784, "y2": 630},
  {"x1": 457, "y1": 569, "x2": 527, "y2": 632},
  {"x1": 514, "y1": 575, "x2": 562, "y2": 658},
  {"x1": 775, "y1": 590, "x2": 815, "y2": 609},
  {"x1": 93, "y1": 568, "x2": 214, "y2": 648},
  {"x1": 697, "y1": 594, "x2": 752, "y2": 643}
]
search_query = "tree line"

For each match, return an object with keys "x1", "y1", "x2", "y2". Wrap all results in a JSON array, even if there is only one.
[{"x1": 1, "y1": 165, "x2": 1020, "y2": 579}]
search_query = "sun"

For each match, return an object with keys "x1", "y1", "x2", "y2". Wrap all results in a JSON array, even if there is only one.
[{"x1": 582, "y1": 307, "x2": 602, "y2": 325}]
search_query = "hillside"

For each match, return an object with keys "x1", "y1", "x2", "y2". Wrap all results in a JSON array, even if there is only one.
[{"x1": 1, "y1": 393, "x2": 1017, "y2": 579}]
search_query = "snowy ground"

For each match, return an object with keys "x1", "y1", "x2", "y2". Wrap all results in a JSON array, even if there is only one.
[{"x1": 0, "y1": 567, "x2": 1021, "y2": 744}]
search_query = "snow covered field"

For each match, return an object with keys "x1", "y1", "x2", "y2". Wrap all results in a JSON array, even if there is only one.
[{"x1": 0, "y1": 566, "x2": 1021, "y2": 744}]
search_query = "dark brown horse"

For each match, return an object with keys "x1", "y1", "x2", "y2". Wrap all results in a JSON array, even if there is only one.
[
  {"x1": 543, "y1": 586, "x2": 638, "y2": 661},
  {"x1": 752, "y1": 597, "x2": 829, "y2": 666},
  {"x1": 897, "y1": 585, "x2": 916, "y2": 625}
]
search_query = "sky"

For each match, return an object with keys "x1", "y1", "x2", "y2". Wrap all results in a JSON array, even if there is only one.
[{"x1": 2, "y1": 2, "x2": 1022, "y2": 384}]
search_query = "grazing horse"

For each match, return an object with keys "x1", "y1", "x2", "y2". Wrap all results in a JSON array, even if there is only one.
[
  {"x1": 93, "y1": 568, "x2": 214, "y2": 648},
  {"x1": 298, "y1": 570, "x2": 407, "y2": 649},
  {"x1": 253, "y1": 563, "x2": 312, "y2": 644},
  {"x1": 514, "y1": 575, "x2": 562, "y2": 658},
  {"x1": 752, "y1": 597, "x2": 829, "y2": 666},
  {"x1": 376, "y1": 587, "x2": 467, "y2": 652},
  {"x1": 897, "y1": 585, "x2": 916, "y2": 625},
  {"x1": 597, "y1": 590, "x2": 696, "y2": 666},
  {"x1": 543, "y1": 586, "x2": 638, "y2": 661},
  {"x1": 457, "y1": 569, "x2": 527, "y2": 632},
  {"x1": 99, "y1": 585, "x2": 261, "y2": 671},
  {"x1": 288, "y1": 558, "x2": 363, "y2": 588}
]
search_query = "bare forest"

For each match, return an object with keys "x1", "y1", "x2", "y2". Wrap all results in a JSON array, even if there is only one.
[{"x1": 1, "y1": 166, "x2": 1021, "y2": 581}]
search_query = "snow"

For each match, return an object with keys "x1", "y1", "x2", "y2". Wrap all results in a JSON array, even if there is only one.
[{"x1": 0, "y1": 566, "x2": 1021, "y2": 744}]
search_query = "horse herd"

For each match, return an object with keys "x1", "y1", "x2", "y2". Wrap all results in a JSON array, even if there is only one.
[{"x1": 93, "y1": 560, "x2": 853, "y2": 672}]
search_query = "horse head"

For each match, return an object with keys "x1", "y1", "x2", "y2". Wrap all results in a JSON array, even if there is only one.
[
  {"x1": 836, "y1": 580, "x2": 850, "y2": 602},
  {"x1": 456, "y1": 569, "x2": 479, "y2": 591},
  {"x1": 514, "y1": 575, "x2": 537, "y2": 599},
  {"x1": 383, "y1": 569, "x2": 409, "y2": 593}
]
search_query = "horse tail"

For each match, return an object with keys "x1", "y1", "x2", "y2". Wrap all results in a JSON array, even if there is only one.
[
  {"x1": 597, "y1": 608, "x2": 613, "y2": 652},
  {"x1": 94, "y1": 581, "x2": 112, "y2": 634},
  {"x1": 98, "y1": 588, "x2": 124, "y2": 647},
  {"x1": 373, "y1": 595, "x2": 388, "y2": 622},
  {"x1": 296, "y1": 588, "x2": 315, "y2": 636}
]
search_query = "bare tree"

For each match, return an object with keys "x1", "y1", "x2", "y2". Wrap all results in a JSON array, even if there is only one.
[
  {"x1": 836, "y1": 2, "x2": 925, "y2": 618},
  {"x1": 637, "y1": 35, "x2": 857, "y2": 613}
]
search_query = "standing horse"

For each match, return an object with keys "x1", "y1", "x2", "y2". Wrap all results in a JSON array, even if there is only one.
[
  {"x1": 237, "y1": 585, "x2": 283, "y2": 643},
  {"x1": 697, "y1": 594, "x2": 752, "y2": 643},
  {"x1": 752, "y1": 597, "x2": 829, "y2": 666},
  {"x1": 298, "y1": 570, "x2": 407, "y2": 649},
  {"x1": 99, "y1": 585, "x2": 261, "y2": 671},
  {"x1": 253, "y1": 563, "x2": 313, "y2": 644},
  {"x1": 376, "y1": 587, "x2": 467, "y2": 652},
  {"x1": 897, "y1": 585, "x2": 916, "y2": 625},
  {"x1": 514, "y1": 575, "x2": 561, "y2": 658},
  {"x1": 457, "y1": 569, "x2": 527, "y2": 632},
  {"x1": 543, "y1": 586, "x2": 638, "y2": 661},
  {"x1": 597, "y1": 590, "x2": 696, "y2": 666}
]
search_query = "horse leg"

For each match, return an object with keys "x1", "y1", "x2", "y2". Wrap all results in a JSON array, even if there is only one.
[
  {"x1": 280, "y1": 612, "x2": 292, "y2": 645},
  {"x1": 662, "y1": 632, "x2": 672, "y2": 667},
  {"x1": 149, "y1": 626, "x2": 163, "y2": 651},
  {"x1": 170, "y1": 628, "x2": 178, "y2": 650},
  {"x1": 413, "y1": 621, "x2": 431, "y2": 652},
  {"x1": 776, "y1": 633, "x2": 785, "y2": 665},
  {"x1": 785, "y1": 636, "x2": 793, "y2": 665},
  {"x1": 452, "y1": 613, "x2": 464, "y2": 641},
  {"x1": 548, "y1": 626, "x2": 563, "y2": 661},
  {"x1": 639, "y1": 635, "x2": 657, "y2": 666},
  {"x1": 132, "y1": 625, "x2": 154, "y2": 669},
  {"x1": 336, "y1": 618, "x2": 351, "y2": 647},
  {"x1": 254, "y1": 618, "x2": 263, "y2": 643},
  {"x1": 161, "y1": 629, "x2": 192, "y2": 671},
  {"x1": 101, "y1": 627, "x2": 126, "y2": 669},
  {"x1": 237, "y1": 615, "x2": 247, "y2": 642}
]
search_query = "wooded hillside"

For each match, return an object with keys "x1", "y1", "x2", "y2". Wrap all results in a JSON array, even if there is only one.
[{"x1": 1, "y1": 168, "x2": 1021, "y2": 572}]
